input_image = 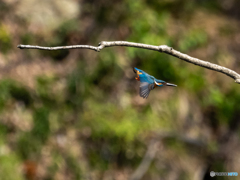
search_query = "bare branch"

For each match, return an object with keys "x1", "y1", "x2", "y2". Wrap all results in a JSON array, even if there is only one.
[
  {"x1": 17, "y1": 44, "x2": 98, "y2": 51},
  {"x1": 17, "y1": 41, "x2": 240, "y2": 83}
]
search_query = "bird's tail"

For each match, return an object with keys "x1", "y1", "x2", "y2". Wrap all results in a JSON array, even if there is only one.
[{"x1": 166, "y1": 83, "x2": 177, "y2": 87}]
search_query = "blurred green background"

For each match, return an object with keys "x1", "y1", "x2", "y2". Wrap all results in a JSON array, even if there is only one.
[{"x1": 0, "y1": 0, "x2": 240, "y2": 179}]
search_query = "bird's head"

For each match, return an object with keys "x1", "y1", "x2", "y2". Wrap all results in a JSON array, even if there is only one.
[
  {"x1": 133, "y1": 67, "x2": 143, "y2": 75},
  {"x1": 133, "y1": 67, "x2": 143, "y2": 81}
]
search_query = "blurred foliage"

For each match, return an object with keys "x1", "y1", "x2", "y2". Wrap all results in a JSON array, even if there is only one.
[
  {"x1": 0, "y1": 0, "x2": 240, "y2": 179},
  {"x1": 0, "y1": 153, "x2": 24, "y2": 180},
  {"x1": 179, "y1": 29, "x2": 208, "y2": 52},
  {"x1": 0, "y1": 25, "x2": 12, "y2": 54}
]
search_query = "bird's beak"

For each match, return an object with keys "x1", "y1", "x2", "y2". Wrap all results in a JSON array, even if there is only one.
[
  {"x1": 133, "y1": 67, "x2": 137, "y2": 73},
  {"x1": 166, "y1": 83, "x2": 177, "y2": 87}
]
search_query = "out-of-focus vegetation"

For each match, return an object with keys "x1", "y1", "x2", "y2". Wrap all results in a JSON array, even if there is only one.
[{"x1": 0, "y1": 0, "x2": 240, "y2": 179}]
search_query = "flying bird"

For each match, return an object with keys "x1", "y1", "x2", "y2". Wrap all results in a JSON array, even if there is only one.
[{"x1": 133, "y1": 67, "x2": 177, "y2": 98}]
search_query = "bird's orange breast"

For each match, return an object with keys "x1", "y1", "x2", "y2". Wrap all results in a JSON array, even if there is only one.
[
  {"x1": 135, "y1": 76, "x2": 140, "y2": 81},
  {"x1": 135, "y1": 71, "x2": 142, "y2": 81}
]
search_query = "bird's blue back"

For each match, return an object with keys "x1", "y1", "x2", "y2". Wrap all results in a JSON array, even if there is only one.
[{"x1": 139, "y1": 72, "x2": 155, "y2": 83}]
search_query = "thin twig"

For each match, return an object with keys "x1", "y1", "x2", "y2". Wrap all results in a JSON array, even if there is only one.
[
  {"x1": 154, "y1": 132, "x2": 206, "y2": 148},
  {"x1": 17, "y1": 41, "x2": 240, "y2": 83},
  {"x1": 129, "y1": 132, "x2": 205, "y2": 180},
  {"x1": 129, "y1": 140, "x2": 160, "y2": 180}
]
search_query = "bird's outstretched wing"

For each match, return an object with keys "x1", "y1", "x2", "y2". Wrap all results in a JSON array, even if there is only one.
[{"x1": 139, "y1": 82, "x2": 155, "y2": 99}]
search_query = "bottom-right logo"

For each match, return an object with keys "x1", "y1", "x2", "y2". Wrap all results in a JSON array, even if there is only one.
[{"x1": 210, "y1": 171, "x2": 238, "y2": 177}]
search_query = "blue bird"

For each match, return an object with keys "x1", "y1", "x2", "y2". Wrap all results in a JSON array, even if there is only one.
[{"x1": 133, "y1": 67, "x2": 177, "y2": 98}]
